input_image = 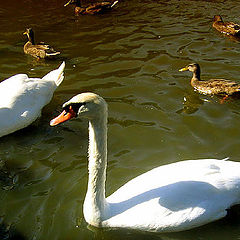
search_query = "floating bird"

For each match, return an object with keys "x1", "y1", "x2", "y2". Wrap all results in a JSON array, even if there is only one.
[
  {"x1": 0, "y1": 62, "x2": 65, "y2": 137},
  {"x1": 179, "y1": 63, "x2": 240, "y2": 97},
  {"x1": 23, "y1": 28, "x2": 60, "y2": 59},
  {"x1": 64, "y1": 0, "x2": 119, "y2": 15},
  {"x1": 50, "y1": 92, "x2": 240, "y2": 232},
  {"x1": 212, "y1": 15, "x2": 240, "y2": 36}
]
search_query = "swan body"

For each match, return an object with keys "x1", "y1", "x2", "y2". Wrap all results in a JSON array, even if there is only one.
[
  {"x1": 50, "y1": 92, "x2": 240, "y2": 232},
  {"x1": 104, "y1": 158, "x2": 240, "y2": 232},
  {"x1": 0, "y1": 62, "x2": 65, "y2": 137}
]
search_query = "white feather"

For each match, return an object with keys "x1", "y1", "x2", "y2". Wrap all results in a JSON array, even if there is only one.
[{"x1": 0, "y1": 62, "x2": 65, "y2": 137}]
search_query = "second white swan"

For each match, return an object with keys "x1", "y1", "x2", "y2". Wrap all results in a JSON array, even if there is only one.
[
  {"x1": 0, "y1": 62, "x2": 65, "y2": 137},
  {"x1": 50, "y1": 92, "x2": 240, "y2": 232}
]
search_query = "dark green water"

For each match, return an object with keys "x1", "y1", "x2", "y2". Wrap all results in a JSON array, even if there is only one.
[{"x1": 1, "y1": 0, "x2": 240, "y2": 239}]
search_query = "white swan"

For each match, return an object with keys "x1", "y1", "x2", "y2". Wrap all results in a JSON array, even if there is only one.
[
  {"x1": 50, "y1": 92, "x2": 240, "y2": 232},
  {"x1": 0, "y1": 62, "x2": 65, "y2": 137}
]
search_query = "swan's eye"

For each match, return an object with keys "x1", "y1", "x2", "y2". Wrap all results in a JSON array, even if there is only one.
[{"x1": 63, "y1": 102, "x2": 86, "y2": 115}]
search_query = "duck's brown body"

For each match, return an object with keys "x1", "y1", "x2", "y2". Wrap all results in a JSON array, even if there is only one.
[
  {"x1": 23, "y1": 28, "x2": 60, "y2": 59},
  {"x1": 213, "y1": 15, "x2": 240, "y2": 36},
  {"x1": 23, "y1": 41, "x2": 59, "y2": 59},
  {"x1": 64, "y1": 0, "x2": 118, "y2": 15},
  {"x1": 179, "y1": 63, "x2": 240, "y2": 96},
  {"x1": 76, "y1": 2, "x2": 116, "y2": 15},
  {"x1": 191, "y1": 78, "x2": 240, "y2": 96}
]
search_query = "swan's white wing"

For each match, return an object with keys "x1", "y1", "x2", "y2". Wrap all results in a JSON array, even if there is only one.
[
  {"x1": 0, "y1": 62, "x2": 65, "y2": 137},
  {"x1": 0, "y1": 74, "x2": 29, "y2": 108},
  {"x1": 0, "y1": 76, "x2": 55, "y2": 136},
  {"x1": 105, "y1": 159, "x2": 240, "y2": 232}
]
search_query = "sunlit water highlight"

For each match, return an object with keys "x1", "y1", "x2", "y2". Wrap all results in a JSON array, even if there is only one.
[{"x1": 1, "y1": 0, "x2": 240, "y2": 239}]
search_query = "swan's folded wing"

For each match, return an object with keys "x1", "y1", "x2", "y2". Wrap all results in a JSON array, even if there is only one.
[
  {"x1": 0, "y1": 74, "x2": 30, "y2": 108},
  {"x1": 105, "y1": 159, "x2": 240, "y2": 232}
]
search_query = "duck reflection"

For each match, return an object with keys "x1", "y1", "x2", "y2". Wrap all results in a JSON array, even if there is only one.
[{"x1": 177, "y1": 93, "x2": 205, "y2": 114}]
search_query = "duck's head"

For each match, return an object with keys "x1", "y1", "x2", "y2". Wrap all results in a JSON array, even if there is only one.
[
  {"x1": 23, "y1": 28, "x2": 35, "y2": 43},
  {"x1": 213, "y1": 15, "x2": 223, "y2": 22},
  {"x1": 179, "y1": 63, "x2": 200, "y2": 73},
  {"x1": 64, "y1": 0, "x2": 81, "y2": 7},
  {"x1": 23, "y1": 28, "x2": 33, "y2": 36},
  {"x1": 50, "y1": 92, "x2": 107, "y2": 126}
]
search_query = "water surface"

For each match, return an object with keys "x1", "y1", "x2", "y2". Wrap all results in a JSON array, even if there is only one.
[{"x1": 1, "y1": 0, "x2": 240, "y2": 239}]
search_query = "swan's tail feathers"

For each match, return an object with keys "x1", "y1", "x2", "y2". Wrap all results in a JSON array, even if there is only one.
[
  {"x1": 111, "y1": 0, "x2": 119, "y2": 8},
  {"x1": 222, "y1": 157, "x2": 230, "y2": 161},
  {"x1": 42, "y1": 61, "x2": 65, "y2": 86},
  {"x1": 46, "y1": 51, "x2": 61, "y2": 57}
]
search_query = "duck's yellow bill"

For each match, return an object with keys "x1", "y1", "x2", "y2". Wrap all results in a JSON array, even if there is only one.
[{"x1": 179, "y1": 67, "x2": 188, "y2": 72}]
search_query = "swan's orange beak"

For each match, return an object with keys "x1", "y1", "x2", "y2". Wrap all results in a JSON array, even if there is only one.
[{"x1": 50, "y1": 106, "x2": 76, "y2": 126}]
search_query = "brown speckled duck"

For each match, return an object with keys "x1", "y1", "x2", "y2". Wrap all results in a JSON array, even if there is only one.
[
  {"x1": 23, "y1": 28, "x2": 60, "y2": 59},
  {"x1": 179, "y1": 63, "x2": 240, "y2": 97},
  {"x1": 212, "y1": 15, "x2": 240, "y2": 36},
  {"x1": 64, "y1": 0, "x2": 119, "y2": 15}
]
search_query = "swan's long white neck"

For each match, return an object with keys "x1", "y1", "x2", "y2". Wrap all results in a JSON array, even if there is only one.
[{"x1": 83, "y1": 111, "x2": 109, "y2": 226}]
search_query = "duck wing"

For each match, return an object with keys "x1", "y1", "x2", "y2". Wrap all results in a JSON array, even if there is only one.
[
  {"x1": 195, "y1": 79, "x2": 240, "y2": 95},
  {"x1": 85, "y1": 2, "x2": 113, "y2": 13}
]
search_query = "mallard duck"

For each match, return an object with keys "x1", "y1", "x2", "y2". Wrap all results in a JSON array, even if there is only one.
[
  {"x1": 64, "y1": 0, "x2": 119, "y2": 15},
  {"x1": 50, "y1": 92, "x2": 240, "y2": 232},
  {"x1": 179, "y1": 63, "x2": 240, "y2": 96},
  {"x1": 23, "y1": 28, "x2": 60, "y2": 59},
  {"x1": 212, "y1": 15, "x2": 240, "y2": 36},
  {"x1": 0, "y1": 62, "x2": 65, "y2": 137}
]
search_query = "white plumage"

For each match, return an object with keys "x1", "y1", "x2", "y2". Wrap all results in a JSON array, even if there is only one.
[
  {"x1": 0, "y1": 62, "x2": 65, "y2": 137},
  {"x1": 50, "y1": 92, "x2": 240, "y2": 232},
  {"x1": 105, "y1": 158, "x2": 240, "y2": 232}
]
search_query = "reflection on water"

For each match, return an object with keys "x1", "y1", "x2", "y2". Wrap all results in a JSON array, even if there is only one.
[
  {"x1": 176, "y1": 93, "x2": 205, "y2": 114},
  {"x1": 1, "y1": 0, "x2": 240, "y2": 239}
]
